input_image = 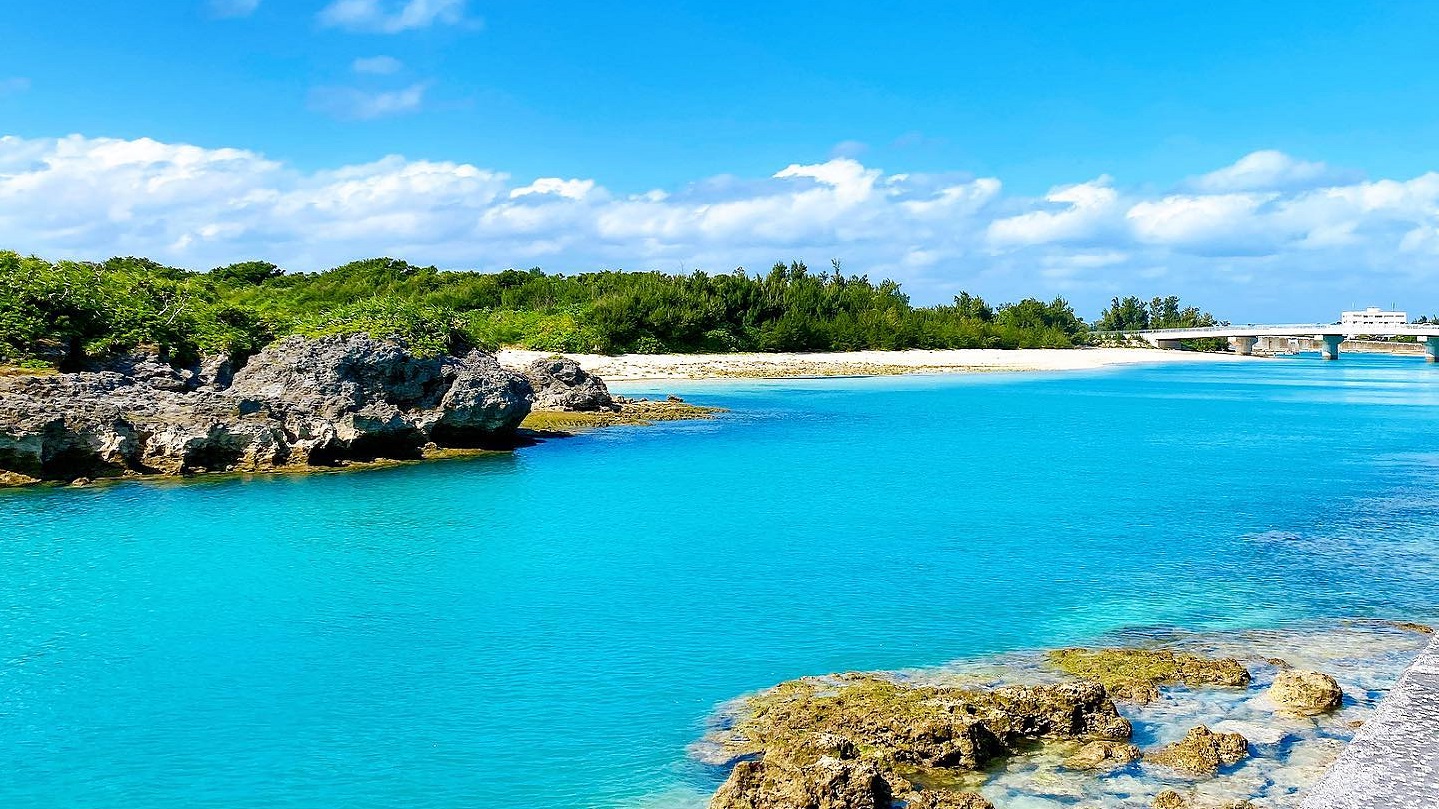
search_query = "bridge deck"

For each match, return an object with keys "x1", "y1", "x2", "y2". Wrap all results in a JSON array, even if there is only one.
[
  {"x1": 1300, "y1": 635, "x2": 1439, "y2": 808},
  {"x1": 1136, "y1": 324, "x2": 1439, "y2": 340}
]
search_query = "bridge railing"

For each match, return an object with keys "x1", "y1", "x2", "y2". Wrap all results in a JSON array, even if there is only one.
[{"x1": 1135, "y1": 324, "x2": 1339, "y2": 335}]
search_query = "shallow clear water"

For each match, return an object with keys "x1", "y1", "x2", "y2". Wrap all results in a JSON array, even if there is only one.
[{"x1": 3, "y1": 353, "x2": 1438, "y2": 808}]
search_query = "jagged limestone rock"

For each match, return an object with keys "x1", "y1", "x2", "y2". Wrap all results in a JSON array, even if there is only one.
[
  {"x1": 0, "y1": 335, "x2": 534, "y2": 484},
  {"x1": 1145, "y1": 725, "x2": 1250, "y2": 776},
  {"x1": 522, "y1": 355, "x2": 617, "y2": 412},
  {"x1": 710, "y1": 674, "x2": 1130, "y2": 808}
]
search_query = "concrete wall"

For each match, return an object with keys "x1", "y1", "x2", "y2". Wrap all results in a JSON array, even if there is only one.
[
  {"x1": 1255, "y1": 337, "x2": 1426, "y2": 356},
  {"x1": 1300, "y1": 635, "x2": 1439, "y2": 808}
]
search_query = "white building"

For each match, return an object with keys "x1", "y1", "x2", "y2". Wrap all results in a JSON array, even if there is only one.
[{"x1": 1340, "y1": 307, "x2": 1407, "y2": 331}]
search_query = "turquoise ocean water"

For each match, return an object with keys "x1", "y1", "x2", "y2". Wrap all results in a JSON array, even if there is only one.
[{"x1": 3, "y1": 353, "x2": 1438, "y2": 808}]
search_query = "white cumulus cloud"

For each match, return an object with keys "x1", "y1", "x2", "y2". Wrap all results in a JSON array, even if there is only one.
[
  {"x1": 988, "y1": 177, "x2": 1121, "y2": 246},
  {"x1": 3, "y1": 139, "x2": 1439, "y2": 318},
  {"x1": 510, "y1": 178, "x2": 598, "y2": 200},
  {"x1": 1191, "y1": 149, "x2": 1356, "y2": 193}
]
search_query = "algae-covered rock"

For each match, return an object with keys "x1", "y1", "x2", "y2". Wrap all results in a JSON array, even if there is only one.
[
  {"x1": 1153, "y1": 792, "x2": 1186, "y2": 809},
  {"x1": 1145, "y1": 725, "x2": 1249, "y2": 776},
  {"x1": 520, "y1": 398, "x2": 719, "y2": 433},
  {"x1": 730, "y1": 675, "x2": 1130, "y2": 772},
  {"x1": 710, "y1": 750, "x2": 892, "y2": 809},
  {"x1": 1152, "y1": 790, "x2": 1255, "y2": 809},
  {"x1": 1062, "y1": 740, "x2": 1143, "y2": 771},
  {"x1": 1047, "y1": 648, "x2": 1251, "y2": 704},
  {"x1": 1267, "y1": 669, "x2": 1343, "y2": 715},
  {"x1": 1381, "y1": 620, "x2": 1434, "y2": 635},
  {"x1": 900, "y1": 790, "x2": 994, "y2": 809},
  {"x1": 710, "y1": 674, "x2": 1130, "y2": 808}
]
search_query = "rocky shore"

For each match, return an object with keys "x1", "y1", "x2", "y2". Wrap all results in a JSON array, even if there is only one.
[
  {"x1": 0, "y1": 336, "x2": 711, "y2": 488},
  {"x1": 693, "y1": 621, "x2": 1435, "y2": 809}
]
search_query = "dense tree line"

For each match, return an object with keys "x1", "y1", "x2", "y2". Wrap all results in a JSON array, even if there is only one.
[
  {"x1": 1092, "y1": 295, "x2": 1228, "y2": 351},
  {"x1": 1093, "y1": 295, "x2": 1223, "y2": 332},
  {"x1": 0, "y1": 251, "x2": 1218, "y2": 368}
]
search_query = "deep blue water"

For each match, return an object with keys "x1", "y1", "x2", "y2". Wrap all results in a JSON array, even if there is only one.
[{"x1": 3, "y1": 353, "x2": 1439, "y2": 808}]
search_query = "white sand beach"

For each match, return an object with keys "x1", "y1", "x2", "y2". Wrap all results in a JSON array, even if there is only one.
[{"x1": 498, "y1": 347, "x2": 1249, "y2": 381}]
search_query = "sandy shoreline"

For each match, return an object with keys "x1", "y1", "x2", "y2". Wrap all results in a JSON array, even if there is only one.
[{"x1": 498, "y1": 347, "x2": 1248, "y2": 382}]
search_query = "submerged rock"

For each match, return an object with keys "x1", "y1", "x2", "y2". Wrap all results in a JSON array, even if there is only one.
[
  {"x1": 1209, "y1": 719, "x2": 1288, "y2": 746},
  {"x1": 1266, "y1": 669, "x2": 1343, "y2": 715},
  {"x1": 1144, "y1": 725, "x2": 1249, "y2": 775},
  {"x1": 1152, "y1": 790, "x2": 1256, "y2": 809},
  {"x1": 522, "y1": 355, "x2": 616, "y2": 412},
  {"x1": 1062, "y1": 740, "x2": 1143, "y2": 771},
  {"x1": 1046, "y1": 648, "x2": 1252, "y2": 704},
  {"x1": 0, "y1": 335, "x2": 534, "y2": 485},
  {"x1": 1385, "y1": 621, "x2": 1434, "y2": 635},
  {"x1": 899, "y1": 790, "x2": 994, "y2": 809}
]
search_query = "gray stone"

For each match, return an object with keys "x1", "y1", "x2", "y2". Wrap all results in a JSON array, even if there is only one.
[
  {"x1": 0, "y1": 335, "x2": 534, "y2": 484},
  {"x1": 523, "y1": 355, "x2": 616, "y2": 411},
  {"x1": 1300, "y1": 636, "x2": 1439, "y2": 808}
]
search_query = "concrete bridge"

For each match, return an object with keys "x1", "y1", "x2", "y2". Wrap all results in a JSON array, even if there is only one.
[{"x1": 1137, "y1": 325, "x2": 1439, "y2": 361}]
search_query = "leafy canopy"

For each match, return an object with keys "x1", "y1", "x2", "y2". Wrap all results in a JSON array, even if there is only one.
[{"x1": 0, "y1": 252, "x2": 1216, "y2": 368}]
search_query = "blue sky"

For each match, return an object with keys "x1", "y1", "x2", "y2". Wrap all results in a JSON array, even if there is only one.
[{"x1": 4, "y1": 1, "x2": 1439, "y2": 318}]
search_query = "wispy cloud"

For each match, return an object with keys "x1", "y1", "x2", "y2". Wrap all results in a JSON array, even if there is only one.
[
  {"x1": 0, "y1": 78, "x2": 32, "y2": 96},
  {"x1": 829, "y1": 140, "x2": 869, "y2": 159},
  {"x1": 317, "y1": 0, "x2": 472, "y2": 33},
  {"x1": 2, "y1": 136, "x2": 1435, "y2": 317},
  {"x1": 308, "y1": 82, "x2": 428, "y2": 120},
  {"x1": 352, "y1": 55, "x2": 404, "y2": 75},
  {"x1": 208, "y1": 0, "x2": 261, "y2": 18}
]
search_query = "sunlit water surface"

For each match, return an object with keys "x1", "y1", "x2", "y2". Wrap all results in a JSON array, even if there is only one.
[{"x1": 3, "y1": 353, "x2": 1438, "y2": 808}]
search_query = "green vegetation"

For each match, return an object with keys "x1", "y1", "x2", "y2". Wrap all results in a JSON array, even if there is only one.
[
  {"x1": 1094, "y1": 295, "x2": 1228, "y2": 350},
  {"x1": 0, "y1": 250, "x2": 1222, "y2": 368}
]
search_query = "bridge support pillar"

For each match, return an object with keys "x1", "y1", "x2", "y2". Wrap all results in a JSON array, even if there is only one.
[
  {"x1": 1426, "y1": 337, "x2": 1439, "y2": 363},
  {"x1": 1230, "y1": 336, "x2": 1257, "y2": 356},
  {"x1": 1320, "y1": 334, "x2": 1344, "y2": 360},
  {"x1": 1154, "y1": 338, "x2": 1183, "y2": 350}
]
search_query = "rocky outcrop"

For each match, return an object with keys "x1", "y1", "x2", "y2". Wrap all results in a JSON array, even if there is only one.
[
  {"x1": 0, "y1": 336, "x2": 533, "y2": 485},
  {"x1": 1266, "y1": 669, "x2": 1343, "y2": 715},
  {"x1": 1062, "y1": 740, "x2": 1143, "y2": 771},
  {"x1": 709, "y1": 674, "x2": 1129, "y2": 808},
  {"x1": 1047, "y1": 648, "x2": 1252, "y2": 704},
  {"x1": 710, "y1": 741, "x2": 893, "y2": 809},
  {"x1": 522, "y1": 355, "x2": 616, "y2": 412},
  {"x1": 1145, "y1": 725, "x2": 1250, "y2": 775},
  {"x1": 1152, "y1": 790, "x2": 1255, "y2": 809}
]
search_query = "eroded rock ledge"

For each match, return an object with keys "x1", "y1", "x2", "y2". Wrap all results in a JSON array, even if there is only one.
[
  {"x1": 0, "y1": 339, "x2": 700, "y2": 487},
  {"x1": 706, "y1": 674, "x2": 1132, "y2": 809},
  {"x1": 697, "y1": 632, "x2": 1400, "y2": 809},
  {"x1": 0, "y1": 335, "x2": 533, "y2": 485}
]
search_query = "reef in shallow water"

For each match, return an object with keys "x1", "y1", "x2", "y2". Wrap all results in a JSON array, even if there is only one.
[{"x1": 692, "y1": 621, "x2": 1434, "y2": 809}]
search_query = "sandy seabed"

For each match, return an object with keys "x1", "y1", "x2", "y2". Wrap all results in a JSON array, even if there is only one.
[{"x1": 498, "y1": 347, "x2": 1248, "y2": 382}]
